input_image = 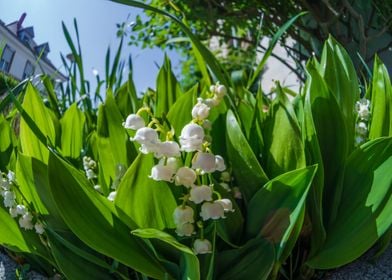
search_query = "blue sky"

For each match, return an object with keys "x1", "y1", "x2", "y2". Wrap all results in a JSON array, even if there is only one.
[{"x1": 0, "y1": 0, "x2": 180, "y2": 93}]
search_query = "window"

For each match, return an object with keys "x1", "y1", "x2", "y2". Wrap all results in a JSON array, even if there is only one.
[
  {"x1": 0, "y1": 45, "x2": 15, "y2": 73},
  {"x1": 22, "y1": 60, "x2": 35, "y2": 79}
]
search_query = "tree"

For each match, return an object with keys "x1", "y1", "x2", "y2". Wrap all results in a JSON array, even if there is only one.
[{"x1": 126, "y1": 0, "x2": 392, "y2": 87}]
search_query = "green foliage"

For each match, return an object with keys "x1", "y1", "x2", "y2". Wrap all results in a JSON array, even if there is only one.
[{"x1": 0, "y1": 5, "x2": 391, "y2": 280}]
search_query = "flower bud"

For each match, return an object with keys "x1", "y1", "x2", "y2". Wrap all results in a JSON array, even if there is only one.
[
  {"x1": 204, "y1": 98, "x2": 219, "y2": 108},
  {"x1": 123, "y1": 114, "x2": 145, "y2": 130},
  {"x1": 131, "y1": 127, "x2": 159, "y2": 146},
  {"x1": 154, "y1": 141, "x2": 181, "y2": 158},
  {"x1": 180, "y1": 123, "x2": 205, "y2": 152},
  {"x1": 192, "y1": 100, "x2": 210, "y2": 120},
  {"x1": 175, "y1": 167, "x2": 197, "y2": 188},
  {"x1": 86, "y1": 169, "x2": 97, "y2": 180},
  {"x1": 9, "y1": 207, "x2": 18, "y2": 218},
  {"x1": 189, "y1": 185, "x2": 212, "y2": 204},
  {"x1": 193, "y1": 239, "x2": 212, "y2": 254},
  {"x1": 192, "y1": 152, "x2": 216, "y2": 173},
  {"x1": 220, "y1": 171, "x2": 231, "y2": 182},
  {"x1": 215, "y1": 155, "x2": 226, "y2": 171},
  {"x1": 173, "y1": 206, "x2": 194, "y2": 225},
  {"x1": 175, "y1": 223, "x2": 195, "y2": 237},
  {"x1": 200, "y1": 201, "x2": 225, "y2": 221},
  {"x1": 19, "y1": 212, "x2": 34, "y2": 230},
  {"x1": 216, "y1": 199, "x2": 234, "y2": 212},
  {"x1": 0, "y1": 178, "x2": 10, "y2": 190},
  {"x1": 107, "y1": 191, "x2": 117, "y2": 201},
  {"x1": 34, "y1": 222, "x2": 45, "y2": 235},
  {"x1": 16, "y1": 204, "x2": 27, "y2": 215},
  {"x1": 7, "y1": 171, "x2": 15, "y2": 183}
]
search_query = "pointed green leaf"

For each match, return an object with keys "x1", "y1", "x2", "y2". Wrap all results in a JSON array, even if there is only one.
[
  {"x1": 132, "y1": 228, "x2": 199, "y2": 280},
  {"x1": 166, "y1": 84, "x2": 197, "y2": 136},
  {"x1": 155, "y1": 55, "x2": 182, "y2": 116},
  {"x1": 19, "y1": 84, "x2": 56, "y2": 163},
  {"x1": 216, "y1": 238, "x2": 275, "y2": 280},
  {"x1": 262, "y1": 84, "x2": 306, "y2": 178},
  {"x1": 246, "y1": 165, "x2": 317, "y2": 260},
  {"x1": 318, "y1": 36, "x2": 359, "y2": 150},
  {"x1": 226, "y1": 109, "x2": 268, "y2": 202},
  {"x1": 47, "y1": 151, "x2": 168, "y2": 279},
  {"x1": 307, "y1": 137, "x2": 392, "y2": 269},
  {"x1": 369, "y1": 56, "x2": 392, "y2": 139},
  {"x1": 60, "y1": 103, "x2": 85, "y2": 158},
  {"x1": 115, "y1": 154, "x2": 177, "y2": 229}
]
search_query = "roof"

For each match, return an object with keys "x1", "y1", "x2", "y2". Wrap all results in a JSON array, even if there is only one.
[{"x1": 0, "y1": 19, "x2": 67, "y2": 81}]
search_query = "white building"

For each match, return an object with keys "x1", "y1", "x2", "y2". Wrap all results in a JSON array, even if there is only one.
[{"x1": 0, "y1": 13, "x2": 66, "y2": 82}]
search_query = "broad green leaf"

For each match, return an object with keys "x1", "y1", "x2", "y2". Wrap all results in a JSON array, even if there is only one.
[
  {"x1": 115, "y1": 72, "x2": 140, "y2": 117},
  {"x1": 305, "y1": 60, "x2": 347, "y2": 226},
  {"x1": 246, "y1": 165, "x2": 317, "y2": 260},
  {"x1": 307, "y1": 137, "x2": 392, "y2": 268},
  {"x1": 60, "y1": 103, "x2": 85, "y2": 158},
  {"x1": 216, "y1": 238, "x2": 275, "y2": 280},
  {"x1": 97, "y1": 91, "x2": 135, "y2": 190},
  {"x1": 166, "y1": 84, "x2": 197, "y2": 136},
  {"x1": 16, "y1": 153, "x2": 48, "y2": 214},
  {"x1": 46, "y1": 229, "x2": 119, "y2": 280},
  {"x1": 369, "y1": 56, "x2": 392, "y2": 139},
  {"x1": 302, "y1": 80, "x2": 326, "y2": 255},
  {"x1": 155, "y1": 55, "x2": 182, "y2": 116},
  {"x1": 0, "y1": 115, "x2": 13, "y2": 170},
  {"x1": 115, "y1": 154, "x2": 177, "y2": 229},
  {"x1": 318, "y1": 36, "x2": 359, "y2": 151},
  {"x1": 19, "y1": 83, "x2": 56, "y2": 163},
  {"x1": 47, "y1": 151, "x2": 168, "y2": 279},
  {"x1": 226, "y1": 109, "x2": 268, "y2": 202},
  {"x1": 262, "y1": 84, "x2": 306, "y2": 178},
  {"x1": 133, "y1": 228, "x2": 200, "y2": 280}
]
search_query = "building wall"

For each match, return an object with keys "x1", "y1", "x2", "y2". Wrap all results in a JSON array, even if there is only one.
[{"x1": 0, "y1": 24, "x2": 65, "y2": 81}]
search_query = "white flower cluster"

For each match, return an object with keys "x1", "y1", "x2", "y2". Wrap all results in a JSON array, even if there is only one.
[
  {"x1": 0, "y1": 171, "x2": 44, "y2": 234},
  {"x1": 83, "y1": 156, "x2": 97, "y2": 180},
  {"x1": 355, "y1": 98, "x2": 371, "y2": 146},
  {"x1": 124, "y1": 84, "x2": 234, "y2": 255}
]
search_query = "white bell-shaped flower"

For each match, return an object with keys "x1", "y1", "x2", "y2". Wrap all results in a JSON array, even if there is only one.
[
  {"x1": 7, "y1": 171, "x2": 15, "y2": 183},
  {"x1": 189, "y1": 185, "x2": 212, "y2": 204},
  {"x1": 175, "y1": 223, "x2": 195, "y2": 237},
  {"x1": 192, "y1": 100, "x2": 210, "y2": 120},
  {"x1": 192, "y1": 152, "x2": 216, "y2": 173},
  {"x1": 131, "y1": 127, "x2": 159, "y2": 146},
  {"x1": 356, "y1": 122, "x2": 368, "y2": 135},
  {"x1": 149, "y1": 162, "x2": 176, "y2": 182},
  {"x1": 154, "y1": 141, "x2": 181, "y2": 158},
  {"x1": 86, "y1": 169, "x2": 97, "y2": 180},
  {"x1": 19, "y1": 212, "x2": 34, "y2": 230},
  {"x1": 0, "y1": 178, "x2": 10, "y2": 190},
  {"x1": 216, "y1": 199, "x2": 234, "y2": 212},
  {"x1": 356, "y1": 99, "x2": 370, "y2": 121},
  {"x1": 16, "y1": 204, "x2": 27, "y2": 216},
  {"x1": 34, "y1": 222, "x2": 45, "y2": 235},
  {"x1": 193, "y1": 239, "x2": 212, "y2": 254},
  {"x1": 215, "y1": 155, "x2": 226, "y2": 171},
  {"x1": 173, "y1": 205, "x2": 194, "y2": 225},
  {"x1": 204, "y1": 98, "x2": 219, "y2": 108},
  {"x1": 174, "y1": 167, "x2": 197, "y2": 188},
  {"x1": 180, "y1": 123, "x2": 205, "y2": 152},
  {"x1": 107, "y1": 191, "x2": 117, "y2": 201},
  {"x1": 215, "y1": 85, "x2": 227, "y2": 99},
  {"x1": 3, "y1": 191, "x2": 15, "y2": 208},
  {"x1": 123, "y1": 114, "x2": 145, "y2": 130},
  {"x1": 200, "y1": 201, "x2": 225, "y2": 221}
]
